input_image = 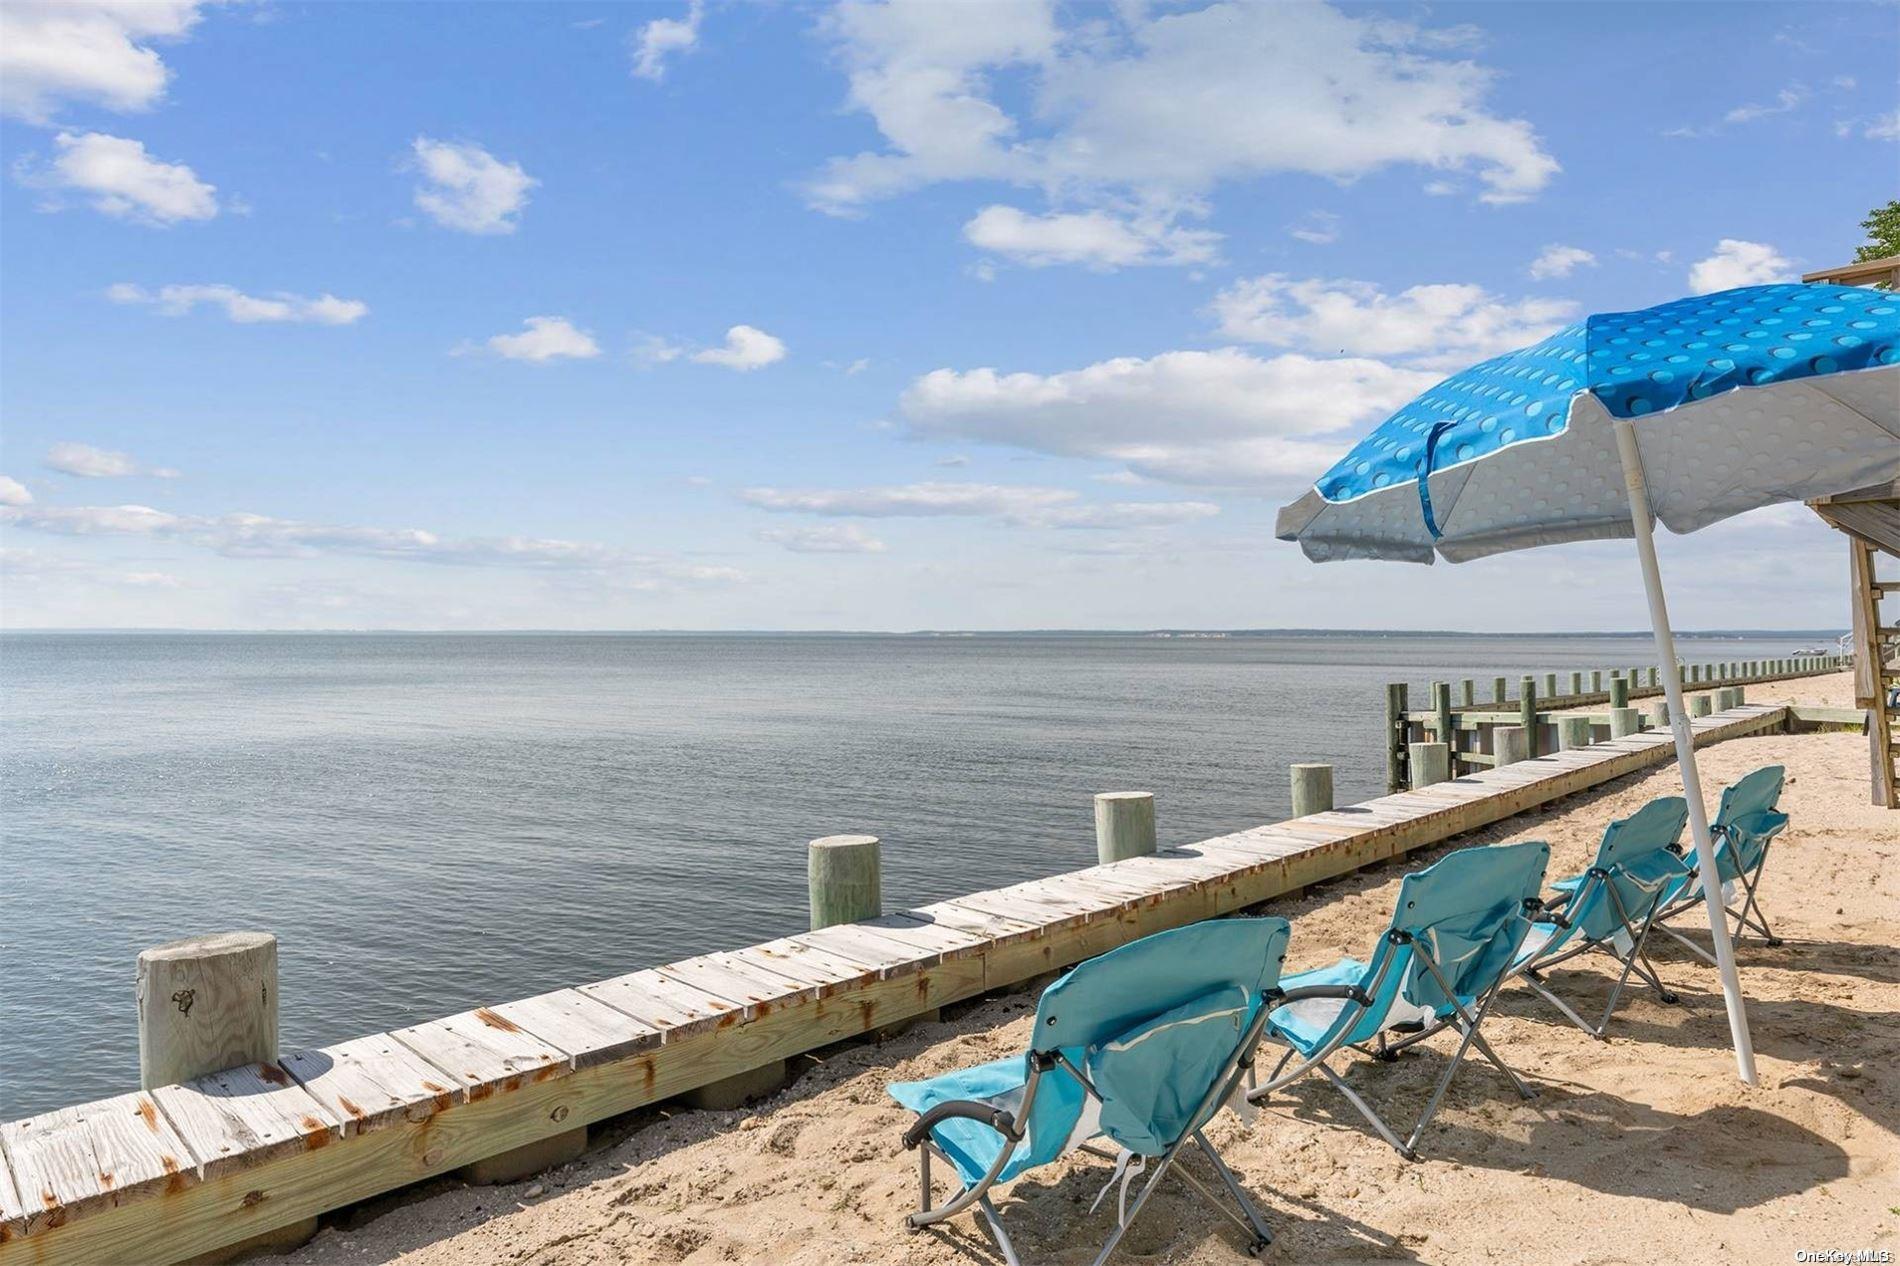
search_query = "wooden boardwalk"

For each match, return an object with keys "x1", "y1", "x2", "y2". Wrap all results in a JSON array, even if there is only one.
[{"x1": 0, "y1": 704, "x2": 1792, "y2": 1265}]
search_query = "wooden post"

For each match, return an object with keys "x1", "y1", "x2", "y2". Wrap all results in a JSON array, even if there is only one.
[
  {"x1": 1094, "y1": 792, "x2": 1156, "y2": 863},
  {"x1": 1432, "y1": 680, "x2": 1454, "y2": 757},
  {"x1": 1690, "y1": 693, "x2": 1713, "y2": 718},
  {"x1": 1610, "y1": 706, "x2": 1640, "y2": 738},
  {"x1": 1648, "y1": 701, "x2": 1670, "y2": 730},
  {"x1": 809, "y1": 834, "x2": 881, "y2": 930},
  {"x1": 1648, "y1": 667, "x2": 1660, "y2": 687},
  {"x1": 1609, "y1": 673, "x2": 1629, "y2": 708},
  {"x1": 1591, "y1": 670, "x2": 1603, "y2": 693},
  {"x1": 1290, "y1": 764, "x2": 1334, "y2": 817},
  {"x1": 1494, "y1": 725, "x2": 1529, "y2": 767},
  {"x1": 1519, "y1": 676, "x2": 1539, "y2": 757},
  {"x1": 1492, "y1": 676, "x2": 1508, "y2": 705},
  {"x1": 1543, "y1": 672, "x2": 1558, "y2": 698},
  {"x1": 137, "y1": 932, "x2": 278, "y2": 1091},
  {"x1": 1384, "y1": 682, "x2": 1408, "y2": 794},
  {"x1": 1558, "y1": 716, "x2": 1594, "y2": 750},
  {"x1": 1459, "y1": 678, "x2": 1475, "y2": 707},
  {"x1": 1408, "y1": 741, "x2": 1450, "y2": 788},
  {"x1": 1570, "y1": 670, "x2": 1584, "y2": 696}
]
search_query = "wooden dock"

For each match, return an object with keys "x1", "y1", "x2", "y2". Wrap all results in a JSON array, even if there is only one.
[{"x1": 0, "y1": 703, "x2": 1794, "y2": 1265}]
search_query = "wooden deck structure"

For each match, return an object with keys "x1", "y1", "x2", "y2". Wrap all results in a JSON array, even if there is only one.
[{"x1": 0, "y1": 703, "x2": 1798, "y2": 1265}]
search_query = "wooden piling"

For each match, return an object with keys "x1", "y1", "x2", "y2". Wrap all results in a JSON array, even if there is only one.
[
  {"x1": 1609, "y1": 674, "x2": 1629, "y2": 708},
  {"x1": 1492, "y1": 676, "x2": 1508, "y2": 705},
  {"x1": 1519, "y1": 676, "x2": 1539, "y2": 757},
  {"x1": 1558, "y1": 716, "x2": 1594, "y2": 750},
  {"x1": 1609, "y1": 706, "x2": 1640, "y2": 738},
  {"x1": 1290, "y1": 764, "x2": 1334, "y2": 817},
  {"x1": 1384, "y1": 682, "x2": 1408, "y2": 794},
  {"x1": 809, "y1": 834, "x2": 882, "y2": 930},
  {"x1": 137, "y1": 932, "x2": 278, "y2": 1091},
  {"x1": 1690, "y1": 693, "x2": 1714, "y2": 718},
  {"x1": 1432, "y1": 681, "x2": 1454, "y2": 753},
  {"x1": 1494, "y1": 726, "x2": 1529, "y2": 767},
  {"x1": 1408, "y1": 741, "x2": 1450, "y2": 788},
  {"x1": 1460, "y1": 678, "x2": 1475, "y2": 707},
  {"x1": 1093, "y1": 792, "x2": 1156, "y2": 863},
  {"x1": 1570, "y1": 670, "x2": 1584, "y2": 695},
  {"x1": 1591, "y1": 670, "x2": 1603, "y2": 693}
]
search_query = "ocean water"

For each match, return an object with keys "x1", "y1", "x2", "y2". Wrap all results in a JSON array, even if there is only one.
[{"x1": 0, "y1": 630, "x2": 1822, "y2": 1117}]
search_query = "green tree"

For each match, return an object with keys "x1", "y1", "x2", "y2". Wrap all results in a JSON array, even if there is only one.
[{"x1": 1855, "y1": 199, "x2": 1900, "y2": 262}]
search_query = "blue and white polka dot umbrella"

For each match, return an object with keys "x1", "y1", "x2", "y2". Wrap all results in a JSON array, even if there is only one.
[{"x1": 1277, "y1": 282, "x2": 1900, "y2": 1085}]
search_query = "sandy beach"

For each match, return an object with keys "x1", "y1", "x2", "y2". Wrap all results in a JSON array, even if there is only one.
[{"x1": 286, "y1": 672, "x2": 1897, "y2": 1266}]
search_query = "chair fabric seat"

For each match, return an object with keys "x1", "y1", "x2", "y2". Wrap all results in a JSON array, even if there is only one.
[
  {"x1": 888, "y1": 1054, "x2": 1092, "y2": 1187},
  {"x1": 1267, "y1": 957, "x2": 1440, "y2": 1055}
]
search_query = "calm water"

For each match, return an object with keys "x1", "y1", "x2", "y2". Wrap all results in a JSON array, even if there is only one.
[{"x1": 0, "y1": 630, "x2": 1819, "y2": 1117}]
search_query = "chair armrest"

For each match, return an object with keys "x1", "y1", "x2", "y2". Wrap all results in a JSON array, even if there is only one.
[
  {"x1": 1275, "y1": 983, "x2": 1373, "y2": 1008},
  {"x1": 902, "y1": 1100, "x2": 1022, "y2": 1150}
]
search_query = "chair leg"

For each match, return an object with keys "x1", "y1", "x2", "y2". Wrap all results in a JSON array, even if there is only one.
[
  {"x1": 1193, "y1": 1131, "x2": 1274, "y2": 1253},
  {"x1": 1521, "y1": 970, "x2": 1606, "y2": 1038},
  {"x1": 1653, "y1": 919, "x2": 1719, "y2": 965},
  {"x1": 976, "y1": 1195, "x2": 1023, "y2": 1266},
  {"x1": 1734, "y1": 864, "x2": 1781, "y2": 946},
  {"x1": 1317, "y1": 1060, "x2": 1416, "y2": 1158}
]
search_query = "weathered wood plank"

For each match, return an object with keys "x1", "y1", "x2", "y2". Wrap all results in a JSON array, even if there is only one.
[
  {"x1": 389, "y1": 1011, "x2": 568, "y2": 1101},
  {"x1": 577, "y1": 969, "x2": 743, "y2": 1042},
  {"x1": 487, "y1": 990, "x2": 662, "y2": 1070},
  {"x1": 0, "y1": 1146, "x2": 25, "y2": 1240},
  {"x1": 727, "y1": 939, "x2": 884, "y2": 999},
  {"x1": 0, "y1": 1092, "x2": 196, "y2": 1229},
  {"x1": 281, "y1": 1036, "x2": 466, "y2": 1138},
  {"x1": 654, "y1": 952, "x2": 816, "y2": 1017},
  {"x1": 150, "y1": 1065, "x2": 340, "y2": 1181}
]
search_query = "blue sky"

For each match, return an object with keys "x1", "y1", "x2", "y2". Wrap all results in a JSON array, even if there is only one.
[{"x1": 1, "y1": 0, "x2": 1894, "y2": 631}]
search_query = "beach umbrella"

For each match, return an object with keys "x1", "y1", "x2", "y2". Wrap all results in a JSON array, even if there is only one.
[{"x1": 1277, "y1": 282, "x2": 1900, "y2": 1083}]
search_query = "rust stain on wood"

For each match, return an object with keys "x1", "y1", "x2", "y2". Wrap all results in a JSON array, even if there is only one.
[
  {"x1": 137, "y1": 1098, "x2": 159, "y2": 1131},
  {"x1": 241, "y1": 1189, "x2": 267, "y2": 1209},
  {"x1": 337, "y1": 1095, "x2": 367, "y2": 1121},
  {"x1": 474, "y1": 1008, "x2": 521, "y2": 1033},
  {"x1": 255, "y1": 1063, "x2": 292, "y2": 1086}
]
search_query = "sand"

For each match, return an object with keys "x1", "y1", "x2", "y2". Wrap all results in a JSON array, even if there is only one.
[{"x1": 287, "y1": 672, "x2": 1897, "y2": 1266}]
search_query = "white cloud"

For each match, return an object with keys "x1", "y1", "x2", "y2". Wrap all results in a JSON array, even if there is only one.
[
  {"x1": 411, "y1": 137, "x2": 535, "y2": 235},
  {"x1": 963, "y1": 204, "x2": 1220, "y2": 269},
  {"x1": 45, "y1": 442, "x2": 174, "y2": 478},
  {"x1": 741, "y1": 481, "x2": 1217, "y2": 530},
  {"x1": 1210, "y1": 274, "x2": 1576, "y2": 366},
  {"x1": 1287, "y1": 211, "x2": 1341, "y2": 245},
  {"x1": 691, "y1": 324, "x2": 787, "y2": 371},
  {"x1": 900, "y1": 348, "x2": 1434, "y2": 488},
  {"x1": 807, "y1": 1, "x2": 1556, "y2": 218},
  {"x1": 26, "y1": 131, "x2": 216, "y2": 223},
  {"x1": 0, "y1": 476, "x2": 32, "y2": 506},
  {"x1": 1687, "y1": 239, "x2": 1794, "y2": 294},
  {"x1": 482, "y1": 316, "x2": 601, "y2": 363},
  {"x1": 758, "y1": 524, "x2": 888, "y2": 553},
  {"x1": 632, "y1": 0, "x2": 702, "y2": 82},
  {"x1": 0, "y1": 1, "x2": 211, "y2": 124},
  {"x1": 1722, "y1": 85, "x2": 1805, "y2": 126},
  {"x1": 107, "y1": 282, "x2": 367, "y2": 325},
  {"x1": 1527, "y1": 244, "x2": 1595, "y2": 280},
  {"x1": 0, "y1": 501, "x2": 744, "y2": 585},
  {"x1": 1865, "y1": 110, "x2": 1900, "y2": 142}
]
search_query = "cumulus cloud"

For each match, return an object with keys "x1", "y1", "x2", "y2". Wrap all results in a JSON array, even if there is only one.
[
  {"x1": 742, "y1": 481, "x2": 1217, "y2": 530},
  {"x1": 1210, "y1": 274, "x2": 1576, "y2": 367},
  {"x1": 44, "y1": 442, "x2": 178, "y2": 479},
  {"x1": 1863, "y1": 110, "x2": 1900, "y2": 142},
  {"x1": 23, "y1": 131, "x2": 217, "y2": 223},
  {"x1": 807, "y1": 0, "x2": 1556, "y2": 220},
  {"x1": 481, "y1": 316, "x2": 601, "y2": 362},
  {"x1": 1687, "y1": 239, "x2": 1794, "y2": 294},
  {"x1": 0, "y1": 500, "x2": 744, "y2": 586},
  {"x1": 632, "y1": 0, "x2": 702, "y2": 81},
  {"x1": 963, "y1": 204, "x2": 1220, "y2": 269},
  {"x1": 757, "y1": 523, "x2": 888, "y2": 554},
  {"x1": 0, "y1": 1, "x2": 212, "y2": 123},
  {"x1": 691, "y1": 324, "x2": 787, "y2": 371},
  {"x1": 899, "y1": 347, "x2": 1435, "y2": 488},
  {"x1": 107, "y1": 282, "x2": 367, "y2": 325},
  {"x1": 1527, "y1": 244, "x2": 1595, "y2": 280},
  {"x1": 411, "y1": 137, "x2": 535, "y2": 234},
  {"x1": 0, "y1": 476, "x2": 32, "y2": 506}
]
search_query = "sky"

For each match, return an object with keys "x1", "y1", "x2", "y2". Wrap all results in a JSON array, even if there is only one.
[{"x1": 0, "y1": 0, "x2": 1895, "y2": 632}]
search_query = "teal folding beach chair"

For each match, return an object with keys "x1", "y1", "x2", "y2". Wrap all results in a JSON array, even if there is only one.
[
  {"x1": 889, "y1": 917, "x2": 1292, "y2": 1265},
  {"x1": 1245, "y1": 841, "x2": 1548, "y2": 1160},
  {"x1": 1654, "y1": 765, "x2": 1790, "y2": 955},
  {"x1": 1509, "y1": 797, "x2": 1693, "y2": 1037}
]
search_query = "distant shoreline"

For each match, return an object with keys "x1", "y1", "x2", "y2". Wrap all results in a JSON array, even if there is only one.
[{"x1": 0, "y1": 627, "x2": 1847, "y2": 639}]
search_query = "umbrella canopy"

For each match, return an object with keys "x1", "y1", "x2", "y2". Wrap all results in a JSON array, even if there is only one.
[
  {"x1": 1278, "y1": 283, "x2": 1899, "y2": 562},
  {"x1": 1275, "y1": 282, "x2": 1900, "y2": 1086}
]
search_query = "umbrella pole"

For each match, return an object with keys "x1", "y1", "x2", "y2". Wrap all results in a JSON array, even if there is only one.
[{"x1": 1612, "y1": 419, "x2": 1758, "y2": 1085}]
